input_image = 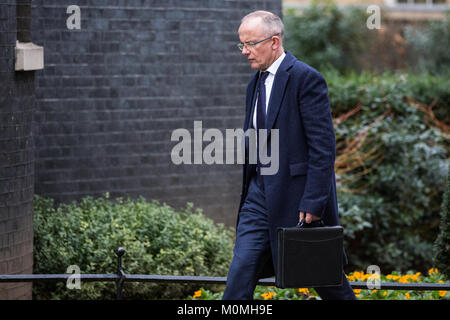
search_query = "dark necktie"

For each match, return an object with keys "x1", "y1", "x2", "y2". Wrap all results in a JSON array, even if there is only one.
[
  {"x1": 256, "y1": 71, "x2": 269, "y2": 184},
  {"x1": 256, "y1": 71, "x2": 270, "y2": 131}
]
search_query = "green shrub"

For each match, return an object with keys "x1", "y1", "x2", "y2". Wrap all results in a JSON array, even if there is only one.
[
  {"x1": 284, "y1": 0, "x2": 371, "y2": 73},
  {"x1": 404, "y1": 13, "x2": 450, "y2": 75},
  {"x1": 404, "y1": 71, "x2": 450, "y2": 123},
  {"x1": 324, "y1": 69, "x2": 450, "y2": 117},
  {"x1": 434, "y1": 166, "x2": 450, "y2": 279},
  {"x1": 326, "y1": 71, "x2": 449, "y2": 273},
  {"x1": 33, "y1": 194, "x2": 234, "y2": 299},
  {"x1": 284, "y1": 2, "x2": 449, "y2": 75}
]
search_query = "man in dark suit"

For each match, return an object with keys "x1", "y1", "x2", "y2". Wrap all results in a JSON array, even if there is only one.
[{"x1": 222, "y1": 10, "x2": 356, "y2": 300}]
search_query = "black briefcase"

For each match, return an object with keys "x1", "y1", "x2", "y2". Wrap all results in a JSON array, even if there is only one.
[{"x1": 275, "y1": 219, "x2": 343, "y2": 288}]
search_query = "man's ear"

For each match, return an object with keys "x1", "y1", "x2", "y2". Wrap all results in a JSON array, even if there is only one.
[{"x1": 271, "y1": 36, "x2": 281, "y2": 51}]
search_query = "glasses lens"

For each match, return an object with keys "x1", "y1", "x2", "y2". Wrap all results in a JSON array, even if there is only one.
[{"x1": 237, "y1": 43, "x2": 244, "y2": 51}]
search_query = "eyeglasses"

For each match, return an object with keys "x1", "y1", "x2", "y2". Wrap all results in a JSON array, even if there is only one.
[{"x1": 237, "y1": 33, "x2": 280, "y2": 51}]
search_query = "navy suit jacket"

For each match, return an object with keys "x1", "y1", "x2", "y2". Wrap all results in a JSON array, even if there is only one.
[{"x1": 238, "y1": 51, "x2": 344, "y2": 276}]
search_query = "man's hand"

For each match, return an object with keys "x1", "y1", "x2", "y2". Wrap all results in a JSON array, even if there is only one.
[{"x1": 299, "y1": 211, "x2": 321, "y2": 224}]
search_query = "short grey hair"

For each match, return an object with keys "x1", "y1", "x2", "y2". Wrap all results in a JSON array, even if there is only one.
[{"x1": 241, "y1": 10, "x2": 284, "y2": 40}]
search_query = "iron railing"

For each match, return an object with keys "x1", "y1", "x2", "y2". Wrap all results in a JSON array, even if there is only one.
[{"x1": 1, "y1": 247, "x2": 449, "y2": 300}]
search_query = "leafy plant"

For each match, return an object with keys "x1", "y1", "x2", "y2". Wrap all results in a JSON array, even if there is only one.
[
  {"x1": 284, "y1": 0, "x2": 372, "y2": 72},
  {"x1": 434, "y1": 166, "x2": 450, "y2": 279},
  {"x1": 404, "y1": 13, "x2": 450, "y2": 75},
  {"x1": 33, "y1": 194, "x2": 234, "y2": 299},
  {"x1": 284, "y1": 2, "x2": 449, "y2": 74},
  {"x1": 325, "y1": 71, "x2": 449, "y2": 273}
]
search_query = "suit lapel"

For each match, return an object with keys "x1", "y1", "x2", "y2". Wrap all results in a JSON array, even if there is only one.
[
  {"x1": 243, "y1": 72, "x2": 258, "y2": 168},
  {"x1": 265, "y1": 70, "x2": 289, "y2": 132},
  {"x1": 265, "y1": 52, "x2": 295, "y2": 133},
  {"x1": 244, "y1": 72, "x2": 259, "y2": 131}
]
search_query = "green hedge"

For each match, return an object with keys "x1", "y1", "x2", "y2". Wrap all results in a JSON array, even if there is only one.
[
  {"x1": 404, "y1": 14, "x2": 450, "y2": 75},
  {"x1": 324, "y1": 71, "x2": 449, "y2": 273},
  {"x1": 33, "y1": 194, "x2": 234, "y2": 299},
  {"x1": 284, "y1": 1, "x2": 450, "y2": 74},
  {"x1": 284, "y1": 0, "x2": 370, "y2": 73},
  {"x1": 434, "y1": 166, "x2": 450, "y2": 279},
  {"x1": 324, "y1": 70, "x2": 450, "y2": 120}
]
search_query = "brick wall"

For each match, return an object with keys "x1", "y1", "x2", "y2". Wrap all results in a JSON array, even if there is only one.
[
  {"x1": 31, "y1": 0, "x2": 281, "y2": 226},
  {"x1": 0, "y1": 0, "x2": 34, "y2": 300}
]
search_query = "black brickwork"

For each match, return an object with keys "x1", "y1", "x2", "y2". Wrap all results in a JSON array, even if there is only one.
[
  {"x1": 0, "y1": 0, "x2": 34, "y2": 300},
  {"x1": 31, "y1": 0, "x2": 282, "y2": 225}
]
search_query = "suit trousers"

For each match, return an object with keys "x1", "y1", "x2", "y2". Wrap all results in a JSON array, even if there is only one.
[{"x1": 223, "y1": 174, "x2": 356, "y2": 300}]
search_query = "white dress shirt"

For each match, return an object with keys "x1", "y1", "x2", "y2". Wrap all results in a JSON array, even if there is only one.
[{"x1": 252, "y1": 52, "x2": 286, "y2": 130}]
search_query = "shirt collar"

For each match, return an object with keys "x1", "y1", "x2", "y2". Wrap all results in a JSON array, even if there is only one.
[{"x1": 264, "y1": 52, "x2": 286, "y2": 76}]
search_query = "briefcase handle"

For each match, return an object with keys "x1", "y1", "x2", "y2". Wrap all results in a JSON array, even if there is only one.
[{"x1": 297, "y1": 218, "x2": 325, "y2": 228}]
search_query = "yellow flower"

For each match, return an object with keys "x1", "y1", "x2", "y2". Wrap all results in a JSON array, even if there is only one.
[
  {"x1": 261, "y1": 291, "x2": 276, "y2": 300},
  {"x1": 411, "y1": 272, "x2": 420, "y2": 282},
  {"x1": 398, "y1": 276, "x2": 409, "y2": 283},
  {"x1": 371, "y1": 289, "x2": 377, "y2": 294},
  {"x1": 193, "y1": 290, "x2": 202, "y2": 299},
  {"x1": 439, "y1": 291, "x2": 447, "y2": 297},
  {"x1": 298, "y1": 288, "x2": 309, "y2": 295},
  {"x1": 405, "y1": 293, "x2": 410, "y2": 300},
  {"x1": 368, "y1": 273, "x2": 380, "y2": 280},
  {"x1": 383, "y1": 291, "x2": 387, "y2": 297},
  {"x1": 353, "y1": 271, "x2": 362, "y2": 280},
  {"x1": 428, "y1": 268, "x2": 438, "y2": 275},
  {"x1": 387, "y1": 274, "x2": 400, "y2": 281},
  {"x1": 353, "y1": 289, "x2": 361, "y2": 294}
]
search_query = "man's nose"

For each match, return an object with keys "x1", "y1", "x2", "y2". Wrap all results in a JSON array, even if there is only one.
[{"x1": 241, "y1": 47, "x2": 250, "y2": 55}]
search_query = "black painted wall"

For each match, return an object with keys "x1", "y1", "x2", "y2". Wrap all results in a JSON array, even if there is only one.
[
  {"x1": 0, "y1": 0, "x2": 34, "y2": 300},
  {"x1": 31, "y1": 0, "x2": 281, "y2": 226}
]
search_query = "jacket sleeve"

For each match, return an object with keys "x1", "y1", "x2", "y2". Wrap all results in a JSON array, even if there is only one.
[{"x1": 297, "y1": 68, "x2": 336, "y2": 219}]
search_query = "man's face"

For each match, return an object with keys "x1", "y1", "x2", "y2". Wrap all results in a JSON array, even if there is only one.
[{"x1": 238, "y1": 18, "x2": 276, "y2": 71}]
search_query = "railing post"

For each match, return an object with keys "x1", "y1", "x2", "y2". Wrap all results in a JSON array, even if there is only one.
[{"x1": 115, "y1": 247, "x2": 126, "y2": 300}]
